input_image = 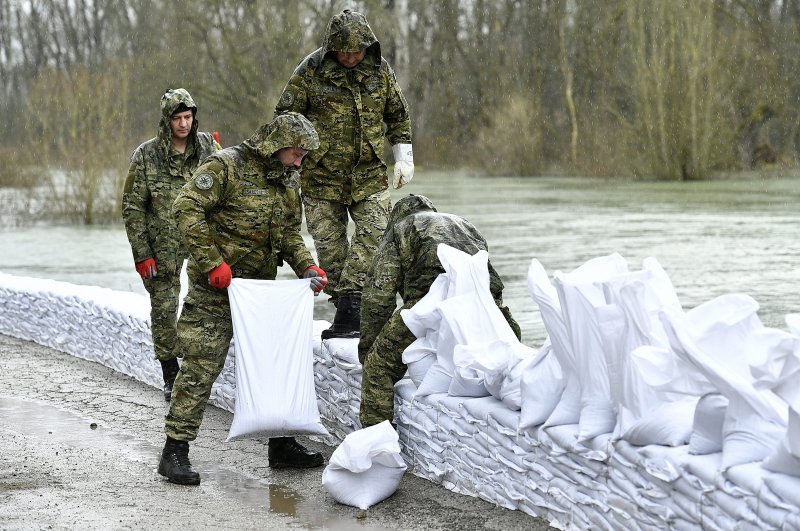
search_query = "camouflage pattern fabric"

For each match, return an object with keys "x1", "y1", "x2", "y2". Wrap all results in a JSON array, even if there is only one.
[
  {"x1": 142, "y1": 261, "x2": 183, "y2": 362},
  {"x1": 275, "y1": 9, "x2": 411, "y2": 300},
  {"x1": 303, "y1": 189, "x2": 389, "y2": 301},
  {"x1": 165, "y1": 281, "x2": 232, "y2": 441},
  {"x1": 322, "y1": 9, "x2": 379, "y2": 53},
  {"x1": 359, "y1": 311, "x2": 416, "y2": 427},
  {"x1": 359, "y1": 195, "x2": 522, "y2": 427},
  {"x1": 275, "y1": 9, "x2": 411, "y2": 204},
  {"x1": 165, "y1": 113, "x2": 318, "y2": 441},
  {"x1": 122, "y1": 88, "x2": 219, "y2": 361}
]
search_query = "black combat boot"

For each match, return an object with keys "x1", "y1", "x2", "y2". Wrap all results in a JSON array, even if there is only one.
[
  {"x1": 160, "y1": 358, "x2": 180, "y2": 402},
  {"x1": 320, "y1": 293, "x2": 361, "y2": 339},
  {"x1": 268, "y1": 437, "x2": 324, "y2": 469},
  {"x1": 158, "y1": 437, "x2": 201, "y2": 485}
]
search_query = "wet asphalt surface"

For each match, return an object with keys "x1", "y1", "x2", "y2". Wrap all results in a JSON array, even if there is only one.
[{"x1": 0, "y1": 333, "x2": 550, "y2": 530}]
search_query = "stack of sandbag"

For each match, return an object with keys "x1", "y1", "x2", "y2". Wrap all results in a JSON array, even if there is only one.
[
  {"x1": 0, "y1": 272, "x2": 239, "y2": 412},
  {"x1": 6, "y1": 262, "x2": 800, "y2": 529},
  {"x1": 0, "y1": 272, "x2": 157, "y2": 385},
  {"x1": 311, "y1": 335, "x2": 362, "y2": 444}
]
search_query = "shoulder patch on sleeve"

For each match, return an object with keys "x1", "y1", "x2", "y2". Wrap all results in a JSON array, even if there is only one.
[
  {"x1": 194, "y1": 172, "x2": 214, "y2": 191},
  {"x1": 278, "y1": 90, "x2": 295, "y2": 108}
]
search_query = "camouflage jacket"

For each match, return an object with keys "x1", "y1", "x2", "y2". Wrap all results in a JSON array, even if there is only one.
[
  {"x1": 122, "y1": 89, "x2": 219, "y2": 269},
  {"x1": 360, "y1": 196, "x2": 512, "y2": 356},
  {"x1": 275, "y1": 10, "x2": 411, "y2": 203},
  {"x1": 172, "y1": 115, "x2": 317, "y2": 282}
]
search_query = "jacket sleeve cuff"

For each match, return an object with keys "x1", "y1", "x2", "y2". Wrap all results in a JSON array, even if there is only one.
[{"x1": 198, "y1": 250, "x2": 224, "y2": 274}]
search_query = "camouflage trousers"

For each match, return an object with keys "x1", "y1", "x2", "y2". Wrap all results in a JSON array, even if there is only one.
[
  {"x1": 164, "y1": 280, "x2": 232, "y2": 441},
  {"x1": 303, "y1": 189, "x2": 390, "y2": 304},
  {"x1": 142, "y1": 258, "x2": 183, "y2": 362},
  {"x1": 359, "y1": 310, "x2": 416, "y2": 427}
]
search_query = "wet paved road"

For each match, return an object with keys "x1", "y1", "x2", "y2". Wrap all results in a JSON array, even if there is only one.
[{"x1": 0, "y1": 334, "x2": 549, "y2": 530}]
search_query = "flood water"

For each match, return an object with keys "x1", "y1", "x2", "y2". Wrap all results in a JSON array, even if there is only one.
[{"x1": 1, "y1": 172, "x2": 797, "y2": 346}]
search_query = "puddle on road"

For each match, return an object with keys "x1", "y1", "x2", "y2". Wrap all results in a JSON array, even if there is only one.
[{"x1": 0, "y1": 396, "x2": 389, "y2": 530}]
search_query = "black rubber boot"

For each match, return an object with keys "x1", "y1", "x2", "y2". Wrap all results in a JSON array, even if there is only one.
[
  {"x1": 321, "y1": 293, "x2": 361, "y2": 340},
  {"x1": 268, "y1": 437, "x2": 324, "y2": 469},
  {"x1": 160, "y1": 358, "x2": 180, "y2": 402},
  {"x1": 158, "y1": 437, "x2": 200, "y2": 485}
]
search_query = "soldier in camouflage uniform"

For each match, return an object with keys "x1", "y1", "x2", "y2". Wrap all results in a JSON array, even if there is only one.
[
  {"x1": 157, "y1": 113, "x2": 329, "y2": 486},
  {"x1": 275, "y1": 9, "x2": 414, "y2": 340},
  {"x1": 359, "y1": 195, "x2": 522, "y2": 427},
  {"x1": 122, "y1": 88, "x2": 220, "y2": 402}
]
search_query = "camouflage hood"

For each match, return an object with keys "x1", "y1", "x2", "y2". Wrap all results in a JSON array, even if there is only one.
[
  {"x1": 243, "y1": 112, "x2": 320, "y2": 161},
  {"x1": 388, "y1": 194, "x2": 437, "y2": 229},
  {"x1": 157, "y1": 88, "x2": 199, "y2": 156},
  {"x1": 321, "y1": 9, "x2": 381, "y2": 67}
]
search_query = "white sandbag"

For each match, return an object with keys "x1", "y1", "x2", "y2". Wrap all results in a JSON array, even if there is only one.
[
  {"x1": 401, "y1": 334, "x2": 436, "y2": 387},
  {"x1": 553, "y1": 253, "x2": 628, "y2": 441},
  {"x1": 400, "y1": 275, "x2": 449, "y2": 388},
  {"x1": 749, "y1": 325, "x2": 800, "y2": 476},
  {"x1": 763, "y1": 470, "x2": 800, "y2": 508},
  {"x1": 416, "y1": 246, "x2": 518, "y2": 399},
  {"x1": 226, "y1": 278, "x2": 328, "y2": 440},
  {"x1": 620, "y1": 397, "x2": 696, "y2": 448},
  {"x1": 414, "y1": 361, "x2": 453, "y2": 398},
  {"x1": 322, "y1": 420, "x2": 407, "y2": 510},
  {"x1": 450, "y1": 339, "x2": 521, "y2": 401},
  {"x1": 689, "y1": 393, "x2": 729, "y2": 455},
  {"x1": 520, "y1": 341, "x2": 565, "y2": 428},
  {"x1": 597, "y1": 261, "x2": 694, "y2": 447},
  {"x1": 544, "y1": 377, "x2": 583, "y2": 428},
  {"x1": 598, "y1": 257, "x2": 697, "y2": 440},
  {"x1": 498, "y1": 343, "x2": 545, "y2": 411},
  {"x1": 449, "y1": 341, "x2": 492, "y2": 398},
  {"x1": 400, "y1": 274, "x2": 449, "y2": 338},
  {"x1": 762, "y1": 409, "x2": 800, "y2": 476},
  {"x1": 660, "y1": 294, "x2": 787, "y2": 471},
  {"x1": 414, "y1": 294, "x2": 465, "y2": 397},
  {"x1": 527, "y1": 259, "x2": 579, "y2": 427}
]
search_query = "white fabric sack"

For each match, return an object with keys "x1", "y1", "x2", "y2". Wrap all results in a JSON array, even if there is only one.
[
  {"x1": 660, "y1": 294, "x2": 787, "y2": 471},
  {"x1": 415, "y1": 245, "x2": 518, "y2": 399},
  {"x1": 553, "y1": 253, "x2": 628, "y2": 441},
  {"x1": 449, "y1": 340, "x2": 493, "y2": 397},
  {"x1": 749, "y1": 324, "x2": 800, "y2": 476},
  {"x1": 448, "y1": 338, "x2": 539, "y2": 407},
  {"x1": 401, "y1": 274, "x2": 449, "y2": 387},
  {"x1": 401, "y1": 274, "x2": 449, "y2": 339},
  {"x1": 527, "y1": 259, "x2": 577, "y2": 427},
  {"x1": 519, "y1": 340, "x2": 565, "y2": 428},
  {"x1": 322, "y1": 420, "x2": 407, "y2": 510},
  {"x1": 497, "y1": 342, "x2": 544, "y2": 410},
  {"x1": 689, "y1": 393, "x2": 729, "y2": 455},
  {"x1": 226, "y1": 278, "x2": 328, "y2": 440},
  {"x1": 402, "y1": 334, "x2": 437, "y2": 387},
  {"x1": 595, "y1": 262, "x2": 695, "y2": 447}
]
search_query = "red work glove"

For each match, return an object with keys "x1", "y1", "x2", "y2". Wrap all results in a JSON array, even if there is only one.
[
  {"x1": 135, "y1": 257, "x2": 157, "y2": 279},
  {"x1": 208, "y1": 262, "x2": 232, "y2": 289},
  {"x1": 302, "y1": 265, "x2": 328, "y2": 295}
]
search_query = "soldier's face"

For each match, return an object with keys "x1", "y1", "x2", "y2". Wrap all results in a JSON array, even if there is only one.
[
  {"x1": 335, "y1": 50, "x2": 366, "y2": 69},
  {"x1": 170, "y1": 110, "x2": 194, "y2": 140},
  {"x1": 276, "y1": 147, "x2": 309, "y2": 168}
]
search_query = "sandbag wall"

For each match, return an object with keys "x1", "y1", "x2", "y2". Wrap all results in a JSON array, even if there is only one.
[
  {"x1": 0, "y1": 273, "x2": 241, "y2": 410},
  {"x1": 2, "y1": 271, "x2": 800, "y2": 530}
]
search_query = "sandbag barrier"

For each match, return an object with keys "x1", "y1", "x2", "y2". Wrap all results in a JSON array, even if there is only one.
[{"x1": 1, "y1": 272, "x2": 799, "y2": 530}]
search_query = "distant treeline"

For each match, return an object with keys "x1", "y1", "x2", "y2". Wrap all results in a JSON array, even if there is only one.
[{"x1": 1, "y1": 0, "x2": 799, "y2": 189}]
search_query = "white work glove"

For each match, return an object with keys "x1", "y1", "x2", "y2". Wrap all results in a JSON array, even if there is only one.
[{"x1": 392, "y1": 143, "x2": 414, "y2": 189}]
